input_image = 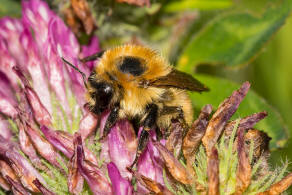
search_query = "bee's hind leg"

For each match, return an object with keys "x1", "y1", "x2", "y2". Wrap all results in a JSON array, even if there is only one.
[
  {"x1": 160, "y1": 106, "x2": 188, "y2": 137},
  {"x1": 129, "y1": 104, "x2": 158, "y2": 169}
]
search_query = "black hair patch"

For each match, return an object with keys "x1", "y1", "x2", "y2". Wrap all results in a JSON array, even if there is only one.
[{"x1": 118, "y1": 56, "x2": 146, "y2": 76}]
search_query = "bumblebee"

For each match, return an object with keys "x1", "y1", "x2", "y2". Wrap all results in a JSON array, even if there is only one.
[{"x1": 62, "y1": 45, "x2": 208, "y2": 168}]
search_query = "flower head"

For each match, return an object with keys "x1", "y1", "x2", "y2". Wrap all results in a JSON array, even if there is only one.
[{"x1": 0, "y1": 0, "x2": 291, "y2": 194}]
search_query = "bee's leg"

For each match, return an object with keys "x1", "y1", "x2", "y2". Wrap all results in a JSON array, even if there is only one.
[
  {"x1": 80, "y1": 50, "x2": 105, "y2": 62},
  {"x1": 160, "y1": 106, "x2": 188, "y2": 136},
  {"x1": 98, "y1": 105, "x2": 119, "y2": 141},
  {"x1": 155, "y1": 127, "x2": 163, "y2": 141},
  {"x1": 130, "y1": 104, "x2": 158, "y2": 169}
]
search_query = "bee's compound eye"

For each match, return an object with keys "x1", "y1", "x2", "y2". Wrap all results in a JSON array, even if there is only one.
[{"x1": 93, "y1": 82, "x2": 113, "y2": 113}]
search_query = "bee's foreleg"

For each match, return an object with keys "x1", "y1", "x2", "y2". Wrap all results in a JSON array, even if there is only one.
[
  {"x1": 80, "y1": 50, "x2": 105, "y2": 62},
  {"x1": 98, "y1": 105, "x2": 119, "y2": 141},
  {"x1": 129, "y1": 104, "x2": 158, "y2": 169}
]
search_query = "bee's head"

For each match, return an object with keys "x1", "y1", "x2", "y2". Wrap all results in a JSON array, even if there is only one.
[
  {"x1": 87, "y1": 72, "x2": 115, "y2": 114},
  {"x1": 61, "y1": 56, "x2": 116, "y2": 114}
]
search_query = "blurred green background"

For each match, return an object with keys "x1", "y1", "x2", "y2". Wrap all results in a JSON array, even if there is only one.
[{"x1": 1, "y1": 0, "x2": 292, "y2": 175}]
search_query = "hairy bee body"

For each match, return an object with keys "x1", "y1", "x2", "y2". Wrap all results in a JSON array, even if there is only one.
[
  {"x1": 86, "y1": 45, "x2": 193, "y2": 129},
  {"x1": 63, "y1": 44, "x2": 208, "y2": 168}
]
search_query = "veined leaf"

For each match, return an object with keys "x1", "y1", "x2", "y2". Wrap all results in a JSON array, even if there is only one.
[
  {"x1": 177, "y1": 0, "x2": 292, "y2": 72},
  {"x1": 164, "y1": 0, "x2": 233, "y2": 12},
  {"x1": 190, "y1": 74, "x2": 289, "y2": 149}
]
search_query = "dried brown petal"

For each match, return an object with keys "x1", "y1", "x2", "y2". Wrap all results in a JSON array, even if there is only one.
[
  {"x1": 0, "y1": 160, "x2": 17, "y2": 191},
  {"x1": 4, "y1": 148, "x2": 45, "y2": 192},
  {"x1": 183, "y1": 104, "x2": 212, "y2": 168},
  {"x1": 68, "y1": 138, "x2": 84, "y2": 195},
  {"x1": 5, "y1": 175, "x2": 30, "y2": 195},
  {"x1": 0, "y1": 174, "x2": 10, "y2": 191},
  {"x1": 131, "y1": 170, "x2": 174, "y2": 195},
  {"x1": 224, "y1": 111, "x2": 268, "y2": 137},
  {"x1": 63, "y1": 6, "x2": 82, "y2": 36},
  {"x1": 116, "y1": 0, "x2": 150, "y2": 7},
  {"x1": 235, "y1": 128, "x2": 251, "y2": 195},
  {"x1": 257, "y1": 172, "x2": 292, "y2": 195},
  {"x1": 0, "y1": 136, "x2": 44, "y2": 193},
  {"x1": 202, "y1": 82, "x2": 250, "y2": 156},
  {"x1": 70, "y1": 0, "x2": 96, "y2": 35},
  {"x1": 153, "y1": 141, "x2": 192, "y2": 185},
  {"x1": 0, "y1": 160, "x2": 18, "y2": 181},
  {"x1": 207, "y1": 147, "x2": 219, "y2": 195},
  {"x1": 166, "y1": 121, "x2": 183, "y2": 158}
]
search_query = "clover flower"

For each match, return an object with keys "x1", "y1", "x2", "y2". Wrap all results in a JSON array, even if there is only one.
[{"x1": 0, "y1": 0, "x2": 292, "y2": 194}]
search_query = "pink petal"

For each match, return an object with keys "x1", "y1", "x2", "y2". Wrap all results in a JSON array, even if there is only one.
[
  {"x1": 137, "y1": 130, "x2": 164, "y2": 185},
  {"x1": 25, "y1": 123, "x2": 65, "y2": 172},
  {"x1": 0, "y1": 17, "x2": 27, "y2": 69},
  {"x1": 48, "y1": 17, "x2": 86, "y2": 107},
  {"x1": 18, "y1": 122, "x2": 44, "y2": 169},
  {"x1": 80, "y1": 36, "x2": 100, "y2": 70},
  {"x1": 0, "y1": 116, "x2": 13, "y2": 140},
  {"x1": 13, "y1": 66, "x2": 52, "y2": 126},
  {"x1": 41, "y1": 125, "x2": 74, "y2": 158},
  {"x1": 107, "y1": 162, "x2": 133, "y2": 195},
  {"x1": 20, "y1": 29, "x2": 52, "y2": 114},
  {"x1": 24, "y1": 86, "x2": 52, "y2": 126},
  {"x1": 0, "y1": 90, "x2": 18, "y2": 118},
  {"x1": 33, "y1": 179, "x2": 56, "y2": 195},
  {"x1": 75, "y1": 134, "x2": 112, "y2": 195},
  {"x1": 47, "y1": 53, "x2": 71, "y2": 118},
  {"x1": 48, "y1": 17, "x2": 79, "y2": 59},
  {"x1": 22, "y1": 0, "x2": 55, "y2": 47},
  {"x1": 99, "y1": 110, "x2": 111, "y2": 135},
  {"x1": 108, "y1": 120, "x2": 137, "y2": 179},
  {"x1": 0, "y1": 70, "x2": 17, "y2": 102},
  {"x1": 79, "y1": 111, "x2": 99, "y2": 140},
  {"x1": 99, "y1": 110, "x2": 111, "y2": 164},
  {"x1": 40, "y1": 126, "x2": 98, "y2": 165},
  {"x1": 22, "y1": 1, "x2": 74, "y2": 114},
  {"x1": 0, "y1": 38, "x2": 19, "y2": 89}
]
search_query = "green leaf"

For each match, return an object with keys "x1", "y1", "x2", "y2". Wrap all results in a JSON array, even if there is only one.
[
  {"x1": 164, "y1": 0, "x2": 233, "y2": 12},
  {"x1": 177, "y1": 0, "x2": 292, "y2": 72},
  {"x1": 190, "y1": 74, "x2": 289, "y2": 149},
  {"x1": 0, "y1": 0, "x2": 21, "y2": 18}
]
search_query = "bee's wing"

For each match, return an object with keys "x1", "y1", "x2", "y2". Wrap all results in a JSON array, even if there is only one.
[{"x1": 150, "y1": 69, "x2": 209, "y2": 92}]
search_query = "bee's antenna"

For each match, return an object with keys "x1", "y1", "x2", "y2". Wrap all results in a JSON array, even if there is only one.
[
  {"x1": 61, "y1": 57, "x2": 88, "y2": 88},
  {"x1": 80, "y1": 50, "x2": 104, "y2": 62}
]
